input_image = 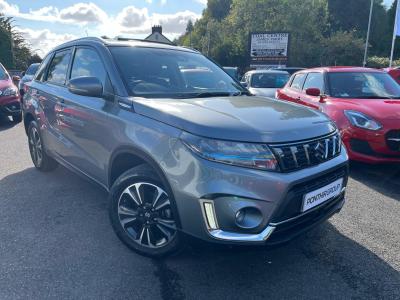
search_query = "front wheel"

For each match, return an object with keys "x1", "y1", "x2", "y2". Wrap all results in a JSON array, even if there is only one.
[
  {"x1": 109, "y1": 165, "x2": 181, "y2": 257},
  {"x1": 12, "y1": 113, "x2": 22, "y2": 123},
  {"x1": 28, "y1": 121, "x2": 58, "y2": 171}
]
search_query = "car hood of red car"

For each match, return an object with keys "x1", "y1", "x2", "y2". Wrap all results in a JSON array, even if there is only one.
[
  {"x1": 331, "y1": 98, "x2": 400, "y2": 120},
  {"x1": 0, "y1": 78, "x2": 12, "y2": 89}
]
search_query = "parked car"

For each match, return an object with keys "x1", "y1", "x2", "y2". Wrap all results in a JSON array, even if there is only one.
[
  {"x1": 382, "y1": 67, "x2": 400, "y2": 84},
  {"x1": 23, "y1": 37, "x2": 348, "y2": 257},
  {"x1": 0, "y1": 63, "x2": 21, "y2": 123},
  {"x1": 276, "y1": 66, "x2": 400, "y2": 164},
  {"x1": 19, "y1": 63, "x2": 40, "y2": 99},
  {"x1": 272, "y1": 67, "x2": 305, "y2": 75},
  {"x1": 223, "y1": 66, "x2": 239, "y2": 80},
  {"x1": 241, "y1": 70, "x2": 290, "y2": 97}
]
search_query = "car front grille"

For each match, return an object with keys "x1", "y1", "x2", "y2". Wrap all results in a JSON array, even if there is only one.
[
  {"x1": 386, "y1": 130, "x2": 400, "y2": 152},
  {"x1": 270, "y1": 132, "x2": 341, "y2": 172}
]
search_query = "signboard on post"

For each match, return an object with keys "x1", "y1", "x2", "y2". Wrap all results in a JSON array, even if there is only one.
[{"x1": 249, "y1": 32, "x2": 290, "y2": 69}]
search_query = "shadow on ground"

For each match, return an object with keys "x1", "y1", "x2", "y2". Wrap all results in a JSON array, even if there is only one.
[
  {"x1": 349, "y1": 161, "x2": 400, "y2": 201},
  {"x1": 0, "y1": 165, "x2": 399, "y2": 299},
  {"x1": 0, "y1": 116, "x2": 18, "y2": 132}
]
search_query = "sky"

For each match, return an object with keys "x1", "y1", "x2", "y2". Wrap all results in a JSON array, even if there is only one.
[
  {"x1": 0, "y1": 0, "x2": 396, "y2": 57},
  {"x1": 0, "y1": 0, "x2": 207, "y2": 56}
]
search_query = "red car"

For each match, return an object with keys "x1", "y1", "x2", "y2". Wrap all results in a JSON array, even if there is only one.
[
  {"x1": 276, "y1": 67, "x2": 400, "y2": 164},
  {"x1": 0, "y1": 63, "x2": 21, "y2": 123},
  {"x1": 382, "y1": 67, "x2": 400, "y2": 84}
]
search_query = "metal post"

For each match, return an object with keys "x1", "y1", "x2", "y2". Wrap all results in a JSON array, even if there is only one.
[
  {"x1": 363, "y1": 0, "x2": 374, "y2": 67},
  {"x1": 390, "y1": 0, "x2": 400, "y2": 67},
  {"x1": 207, "y1": 22, "x2": 210, "y2": 56}
]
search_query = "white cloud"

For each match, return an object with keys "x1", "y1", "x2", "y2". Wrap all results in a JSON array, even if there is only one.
[
  {"x1": 116, "y1": 6, "x2": 149, "y2": 28},
  {"x1": 160, "y1": 0, "x2": 167, "y2": 6},
  {"x1": 0, "y1": 0, "x2": 19, "y2": 15},
  {"x1": 1, "y1": 0, "x2": 200, "y2": 51},
  {"x1": 18, "y1": 28, "x2": 77, "y2": 57},
  {"x1": 195, "y1": 0, "x2": 207, "y2": 5},
  {"x1": 59, "y1": 2, "x2": 108, "y2": 25},
  {"x1": 154, "y1": 10, "x2": 199, "y2": 34}
]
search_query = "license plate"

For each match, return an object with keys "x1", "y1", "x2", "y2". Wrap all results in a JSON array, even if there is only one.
[{"x1": 302, "y1": 178, "x2": 343, "y2": 212}]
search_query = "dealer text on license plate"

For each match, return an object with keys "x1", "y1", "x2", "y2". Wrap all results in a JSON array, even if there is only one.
[{"x1": 302, "y1": 178, "x2": 343, "y2": 212}]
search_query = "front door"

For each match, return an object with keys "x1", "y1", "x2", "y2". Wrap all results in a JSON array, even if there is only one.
[
  {"x1": 300, "y1": 72, "x2": 325, "y2": 110},
  {"x1": 55, "y1": 47, "x2": 113, "y2": 184}
]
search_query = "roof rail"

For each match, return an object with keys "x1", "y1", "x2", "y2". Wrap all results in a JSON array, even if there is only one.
[{"x1": 114, "y1": 36, "x2": 176, "y2": 46}]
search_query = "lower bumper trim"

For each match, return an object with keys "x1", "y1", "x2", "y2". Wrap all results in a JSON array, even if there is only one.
[{"x1": 208, "y1": 226, "x2": 275, "y2": 242}]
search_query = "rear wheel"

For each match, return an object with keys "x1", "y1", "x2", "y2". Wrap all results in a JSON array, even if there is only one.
[
  {"x1": 109, "y1": 165, "x2": 181, "y2": 257},
  {"x1": 28, "y1": 121, "x2": 58, "y2": 171}
]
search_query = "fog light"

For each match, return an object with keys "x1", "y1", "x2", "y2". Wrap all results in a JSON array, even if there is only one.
[
  {"x1": 235, "y1": 207, "x2": 263, "y2": 229},
  {"x1": 202, "y1": 201, "x2": 219, "y2": 230}
]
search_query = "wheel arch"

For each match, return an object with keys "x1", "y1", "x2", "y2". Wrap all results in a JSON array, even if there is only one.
[
  {"x1": 107, "y1": 145, "x2": 182, "y2": 228},
  {"x1": 23, "y1": 112, "x2": 35, "y2": 135}
]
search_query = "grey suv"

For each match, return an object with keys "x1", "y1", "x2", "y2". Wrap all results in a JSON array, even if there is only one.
[{"x1": 23, "y1": 37, "x2": 348, "y2": 257}]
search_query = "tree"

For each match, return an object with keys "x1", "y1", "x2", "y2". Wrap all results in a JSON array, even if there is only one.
[
  {"x1": 176, "y1": 0, "x2": 394, "y2": 69},
  {"x1": 186, "y1": 20, "x2": 194, "y2": 33},
  {"x1": 207, "y1": 0, "x2": 232, "y2": 20},
  {"x1": 0, "y1": 13, "x2": 39, "y2": 70}
]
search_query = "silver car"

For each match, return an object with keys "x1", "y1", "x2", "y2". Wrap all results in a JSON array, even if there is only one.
[
  {"x1": 242, "y1": 69, "x2": 290, "y2": 98},
  {"x1": 23, "y1": 37, "x2": 348, "y2": 257}
]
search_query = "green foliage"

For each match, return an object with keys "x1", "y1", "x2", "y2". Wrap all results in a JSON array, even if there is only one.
[
  {"x1": 367, "y1": 56, "x2": 400, "y2": 68},
  {"x1": 0, "y1": 13, "x2": 39, "y2": 70},
  {"x1": 177, "y1": 0, "x2": 395, "y2": 70},
  {"x1": 207, "y1": 0, "x2": 232, "y2": 20}
]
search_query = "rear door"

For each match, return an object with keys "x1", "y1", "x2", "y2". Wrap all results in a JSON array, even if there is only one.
[
  {"x1": 33, "y1": 49, "x2": 72, "y2": 156},
  {"x1": 278, "y1": 72, "x2": 307, "y2": 104},
  {"x1": 55, "y1": 46, "x2": 113, "y2": 184},
  {"x1": 301, "y1": 72, "x2": 325, "y2": 110}
]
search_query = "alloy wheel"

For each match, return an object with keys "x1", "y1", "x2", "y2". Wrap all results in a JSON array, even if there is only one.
[
  {"x1": 117, "y1": 182, "x2": 177, "y2": 248},
  {"x1": 29, "y1": 127, "x2": 43, "y2": 167}
]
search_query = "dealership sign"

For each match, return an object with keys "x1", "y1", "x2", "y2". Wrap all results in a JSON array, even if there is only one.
[{"x1": 249, "y1": 32, "x2": 290, "y2": 67}]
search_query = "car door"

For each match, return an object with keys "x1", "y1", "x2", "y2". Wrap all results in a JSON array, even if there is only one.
[
  {"x1": 33, "y1": 49, "x2": 72, "y2": 156},
  {"x1": 301, "y1": 72, "x2": 325, "y2": 110},
  {"x1": 279, "y1": 72, "x2": 307, "y2": 104},
  {"x1": 55, "y1": 46, "x2": 113, "y2": 184}
]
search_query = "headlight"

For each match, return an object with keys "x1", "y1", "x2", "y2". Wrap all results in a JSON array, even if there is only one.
[
  {"x1": 181, "y1": 132, "x2": 279, "y2": 171},
  {"x1": 2, "y1": 86, "x2": 18, "y2": 97},
  {"x1": 344, "y1": 110, "x2": 382, "y2": 131}
]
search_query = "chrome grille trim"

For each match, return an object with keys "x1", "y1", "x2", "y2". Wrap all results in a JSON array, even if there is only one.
[{"x1": 270, "y1": 132, "x2": 342, "y2": 172}]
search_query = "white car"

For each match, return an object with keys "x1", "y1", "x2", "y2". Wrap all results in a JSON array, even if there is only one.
[{"x1": 241, "y1": 70, "x2": 290, "y2": 98}]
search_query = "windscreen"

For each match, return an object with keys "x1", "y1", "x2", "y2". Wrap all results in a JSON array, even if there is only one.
[
  {"x1": 0, "y1": 65, "x2": 8, "y2": 80},
  {"x1": 327, "y1": 72, "x2": 400, "y2": 99},
  {"x1": 26, "y1": 64, "x2": 39, "y2": 76},
  {"x1": 109, "y1": 46, "x2": 245, "y2": 98},
  {"x1": 250, "y1": 73, "x2": 290, "y2": 88}
]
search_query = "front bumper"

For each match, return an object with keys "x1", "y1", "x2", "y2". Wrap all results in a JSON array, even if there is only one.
[
  {"x1": 0, "y1": 96, "x2": 21, "y2": 116},
  {"x1": 164, "y1": 139, "x2": 349, "y2": 244},
  {"x1": 341, "y1": 124, "x2": 400, "y2": 163}
]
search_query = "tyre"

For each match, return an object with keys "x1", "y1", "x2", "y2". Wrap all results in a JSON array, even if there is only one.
[
  {"x1": 12, "y1": 113, "x2": 22, "y2": 123},
  {"x1": 109, "y1": 164, "x2": 181, "y2": 257},
  {"x1": 27, "y1": 121, "x2": 58, "y2": 171}
]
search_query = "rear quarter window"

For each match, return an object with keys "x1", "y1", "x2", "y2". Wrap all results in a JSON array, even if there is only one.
[{"x1": 290, "y1": 73, "x2": 306, "y2": 90}]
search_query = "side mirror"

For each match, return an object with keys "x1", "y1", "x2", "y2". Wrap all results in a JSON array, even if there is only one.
[
  {"x1": 21, "y1": 71, "x2": 26, "y2": 77},
  {"x1": 305, "y1": 87, "x2": 321, "y2": 97},
  {"x1": 240, "y1": 81, "x2": 248, "y2": 88},
  {"x1": 68, "y1": 76, "x2": 103, "y2": 98}
]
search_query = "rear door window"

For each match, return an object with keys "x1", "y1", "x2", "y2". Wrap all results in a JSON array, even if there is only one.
[
  {"x1": 35, "y1": 54, "x2": 53, "y2": 82},
  {"x1": 46, "y1": 49, "x2": 72, "y2": 85},
  {"x1": 290, "y1": 73, "x2": 306, "y2": 90}
]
